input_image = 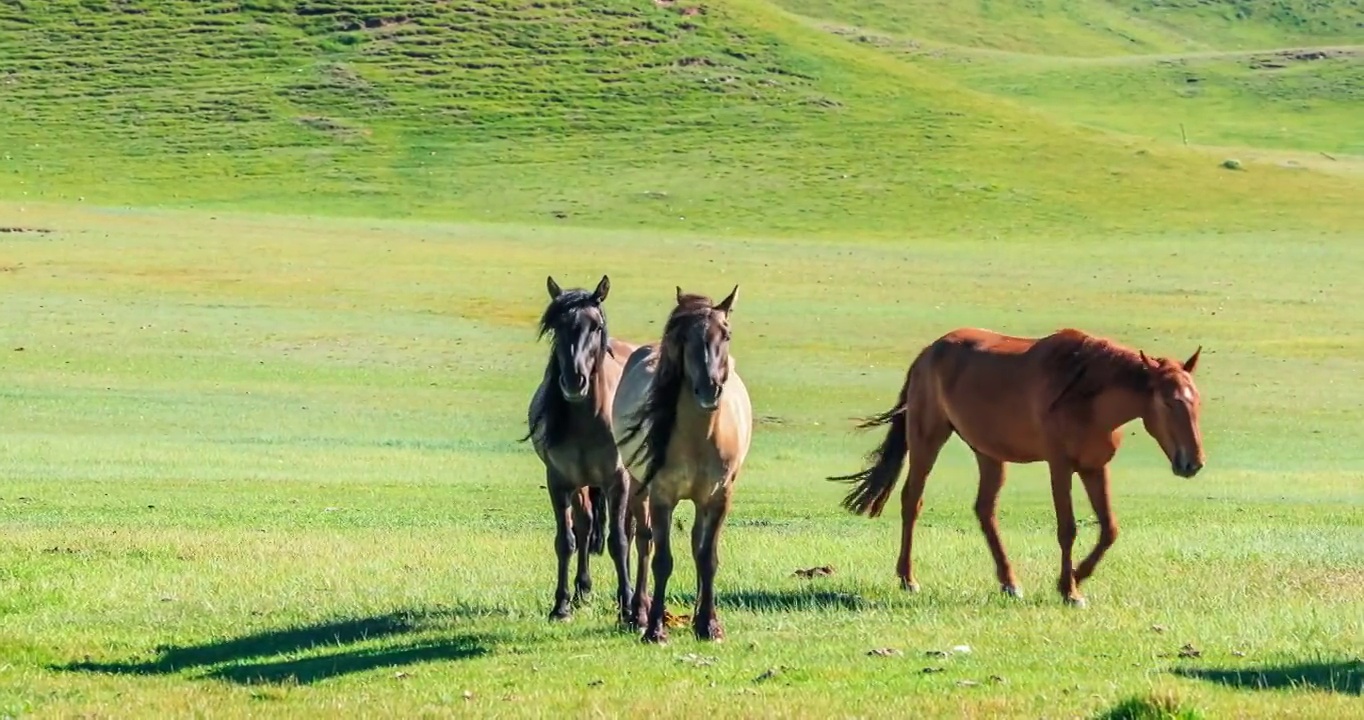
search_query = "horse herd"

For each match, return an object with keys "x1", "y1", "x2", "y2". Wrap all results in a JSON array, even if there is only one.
[{"x1": 523, "y1": 275, "x2": 1207, "y2": 644}]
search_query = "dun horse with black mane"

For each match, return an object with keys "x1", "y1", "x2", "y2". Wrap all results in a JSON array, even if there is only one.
[
  {"x1": 524, "y1": 275, "x2": 643, "y2": 626},
  {"x1": 615, "y1": 286, "x2": 752, "y2": 643},
  {"x1": 829, "y1": 327, "x2": 1205, "y2": 607}
]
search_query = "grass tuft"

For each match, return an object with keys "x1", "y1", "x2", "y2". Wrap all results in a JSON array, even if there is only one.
[{"x1": 1098, "y1": 690, "x2": 1203, "y2": 720}]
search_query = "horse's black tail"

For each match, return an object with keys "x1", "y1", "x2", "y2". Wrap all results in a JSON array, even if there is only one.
[
  {"x1": 826, "y1": 367, "x2": 912, "y2": 518},
  {"x1": 586, "y1": 486, "x2": 607, "y2": 555}
]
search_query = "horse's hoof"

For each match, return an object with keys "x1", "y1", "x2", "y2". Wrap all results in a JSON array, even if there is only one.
[
  {"x1": 641, "y1": 627, "x2": 668, "y2": 644},
  {"x1": 1063, "y1": 595, "x2": 1088, "y2": 609},
  {"x1": 1001, "y1": 585, "x2": 1024, "y2": 599},
  {"x1": 900, "y1": 579, "x2": 921, "y2": 593},
  {"x1": 694, "y1": 619, "x2": 725, "y2": 642},
  {"x1": 548, "y1": 608, "x2": 572, "y2": 622}
]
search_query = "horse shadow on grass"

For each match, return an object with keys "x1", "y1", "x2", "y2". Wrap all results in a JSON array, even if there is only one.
[
  {"x1": 54, "y1": 607, "x2": 507, "y2": 686},
  {"x1": 671, "y1": 587, "x2": 875, "y2": 613},
  {"x1": 1172, "y1": 658, "x2": 1363, "y2": 696}
]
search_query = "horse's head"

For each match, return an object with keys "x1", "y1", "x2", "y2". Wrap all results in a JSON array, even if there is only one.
[
  {"x1": 670, "y1": 284, "x2": 738, "y2": 413},
  {"x1": 540, "y1": 274, "x2": 611, "y2": 403},
  {"x1": 1138, "y1": 347, "x2": 1205, "y2": 478}
]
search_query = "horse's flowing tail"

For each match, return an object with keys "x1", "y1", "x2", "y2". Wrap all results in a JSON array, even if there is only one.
[
  {"x1": 826, "y1": 368, "x2": 911, "y2": 518},
  {"x1": 586, "y1": 486, "x2": 607, "y2": 555}
]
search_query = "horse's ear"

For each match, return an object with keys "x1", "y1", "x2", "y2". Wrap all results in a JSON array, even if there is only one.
[
  {"x1": 1183, "y1": 346, "x2": 1202, "y2": 374},
  {"x1": 715, "y1": 284, "x2": 739, "y2": 314},
  {"x1": 593, "y1": 275, "x2": 610, "y2": 303},
  {"x1": 1139, "y1": 350, "x2": 1150, "y2": 366},
  {"x1": 546, "y1": 275, "x2": 563, "y2": 300},
  {"x1": 676, "y1": 286, "x2": 685, "y2": 305}
]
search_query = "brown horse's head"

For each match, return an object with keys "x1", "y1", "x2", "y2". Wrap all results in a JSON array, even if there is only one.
[
  {"x1": 670, "y1": 285, "x2": 737, "y2": 412},
  {"x1": 1138, "y1": 347, "x2": 1205, "y2": 478},
  {"x1": 538, "y1": 274, "x2": 611, "y2": 403}
]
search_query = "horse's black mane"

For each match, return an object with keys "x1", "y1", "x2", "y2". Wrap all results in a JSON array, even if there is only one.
[
  {"x1": 523, "y1": 289, "x2": 608, "y2": 448},
  {"x1": 618, "y1": 293, "x2": 715, "y2": 488}
]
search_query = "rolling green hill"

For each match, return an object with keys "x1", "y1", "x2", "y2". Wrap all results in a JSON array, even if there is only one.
[
  {"x1": 1, "y1": 0, "x2": 1360, "y2": 238},
  {"x1": 780, "y1": 0, "x2": 1364, "y2": 157},
  {"x1": 777, "y1": 0, "x2": 1364, "y2": 56}
]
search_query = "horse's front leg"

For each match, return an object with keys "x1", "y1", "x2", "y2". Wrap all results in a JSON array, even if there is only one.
[
  {"x1": 546, "y1": 474, "x2": 576, "y2": 621},
  {"x1": 1047, "y1": 461, "x2": 1084, "y2": 607},
  {"x1": 1074, "y1": 466, "x2": 1118, "y2": 591},
  {"x1": 692, "y1": 488, "x2": 733, "y2": 641}
]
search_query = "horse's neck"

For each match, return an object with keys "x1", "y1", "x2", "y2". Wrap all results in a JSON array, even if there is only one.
[
  {"x1": 673, "y1": 389, "x2": 717, "y2": 438},
  {"x1": 1092, "y1": 386, "x2": 1147, "y2": 433},
  {"x1": 587, "y1": 361, "x2": 618, "y2": 422}
]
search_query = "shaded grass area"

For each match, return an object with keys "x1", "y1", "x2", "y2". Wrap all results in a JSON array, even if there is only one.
[
  {"x1": 1174, "y1": 658, "x2": 1364, "y2": 696},
  {"x1": 55, "y1": 610, "x2": 495, "y2": 686}
]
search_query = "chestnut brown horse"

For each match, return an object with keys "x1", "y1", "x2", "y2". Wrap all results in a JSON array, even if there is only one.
[
  {"x1": 614, "y1": 286, "x2": 752, "y2": 643},
  {"x1": 524, "y1": 275, "x2": 641, "y2": 624},
  {"x1": 828, "y1": 327, "x2": 1205, "y2": 607}
]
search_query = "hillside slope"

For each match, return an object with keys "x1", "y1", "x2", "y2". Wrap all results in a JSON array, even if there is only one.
[
  {"x1": 0, "y1": 0, "x2": 1359, "y2": 238},
  {"x1": 777, "y1": 0, "x2": 1364, "y2": 56},
  {"x1": 782, "y1": 0, "x2": 1364, "y2": 156}
]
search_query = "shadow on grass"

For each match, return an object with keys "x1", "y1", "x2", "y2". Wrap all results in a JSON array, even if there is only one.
[
  {"x1": 54, "y1": 608, "x2": 498, "y2": 685},
  {"x1": 1172, "y1": 658, "x2": 1363, "y2": 696},
  {"x1": 204, "y1": 636, "x2": 488, "y2": 685},
  {"x1": 672, "y1": 588, "x2": 874, "y2": 612}
]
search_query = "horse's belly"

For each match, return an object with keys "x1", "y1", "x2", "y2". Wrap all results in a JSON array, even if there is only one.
[
  {"x1": 648, "y1": 470, "x2": 700, "y2": 505},
  {"x1": 945, "y1": 405, "x2": 1046, "y2": 464},
  {"x1": 546, "y1": 443, "x2": 617, "y2": 487}
]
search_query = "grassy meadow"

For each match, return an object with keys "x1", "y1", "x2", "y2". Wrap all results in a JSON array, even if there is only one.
[
  {"x1": 2, "y1": 0, "x2": 1363, "y2": 718},
  {"x1": 3, "y1": 204, "x2": 1361, "y2": 718}
]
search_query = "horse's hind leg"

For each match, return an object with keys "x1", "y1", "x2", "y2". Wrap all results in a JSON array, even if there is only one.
[
  {"x1": 1074, "y1": 466, "x2": 1118, "y2": 594},
  {"x1": 572, "y1": 489, "x2": 593, "y2": 605},
  {"x1": 897, "y1": 410, "x2": 952, "y2": 592},
  {"x1": 973, "y1": 451, "x2": 1022, "y2": 598},
  {"x1": 691, "y1": 488, "x2": 733, "y2": 642},
  {"x1": 587, "y1": 485, "x2": 607, "y2": 555},
  {"x1": 606, "y1": 469, "x2": 635, "y2": 626},
  {"x1": 628, "y1": 488, "x2": 652, "y2": 629},
  {"x1": 641, "y1": 497, "x2": 676, "y2": 644},
  {"x1": 546, "y1": 473, "x2": 577, "y2": 621}
]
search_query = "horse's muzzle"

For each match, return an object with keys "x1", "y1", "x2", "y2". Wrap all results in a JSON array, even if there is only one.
[
  {"x1": 695, "y1": 385, "x2": 722, "y2": 412},
  {"x1": 1171, "y1": 450, "x2": 1203, "y2": 478},
  {"x1": 559, "y1": 376, "x2": 589, "y2": 403}
]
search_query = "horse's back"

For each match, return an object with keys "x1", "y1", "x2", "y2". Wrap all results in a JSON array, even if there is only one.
[
  {"x1": 934, "y1": 327, "x2": 1038, "y2": 357},
  {"x1": 923, "y1": 328, "x2": 1040, "y2": 388},
  {"x1": 611, "y1": 343, "x2": 660, "y2": 463},
  {"x1": 919, "y1": 328, "x2": 1058, "y2": 463},
  {"x1": 608, "y1": 337, "x2": 640, "y2": 363}
]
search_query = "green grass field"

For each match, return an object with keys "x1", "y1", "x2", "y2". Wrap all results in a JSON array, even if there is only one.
[{"x1": 2, "y1": 0, "x2": 1363, "y2": 718}]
